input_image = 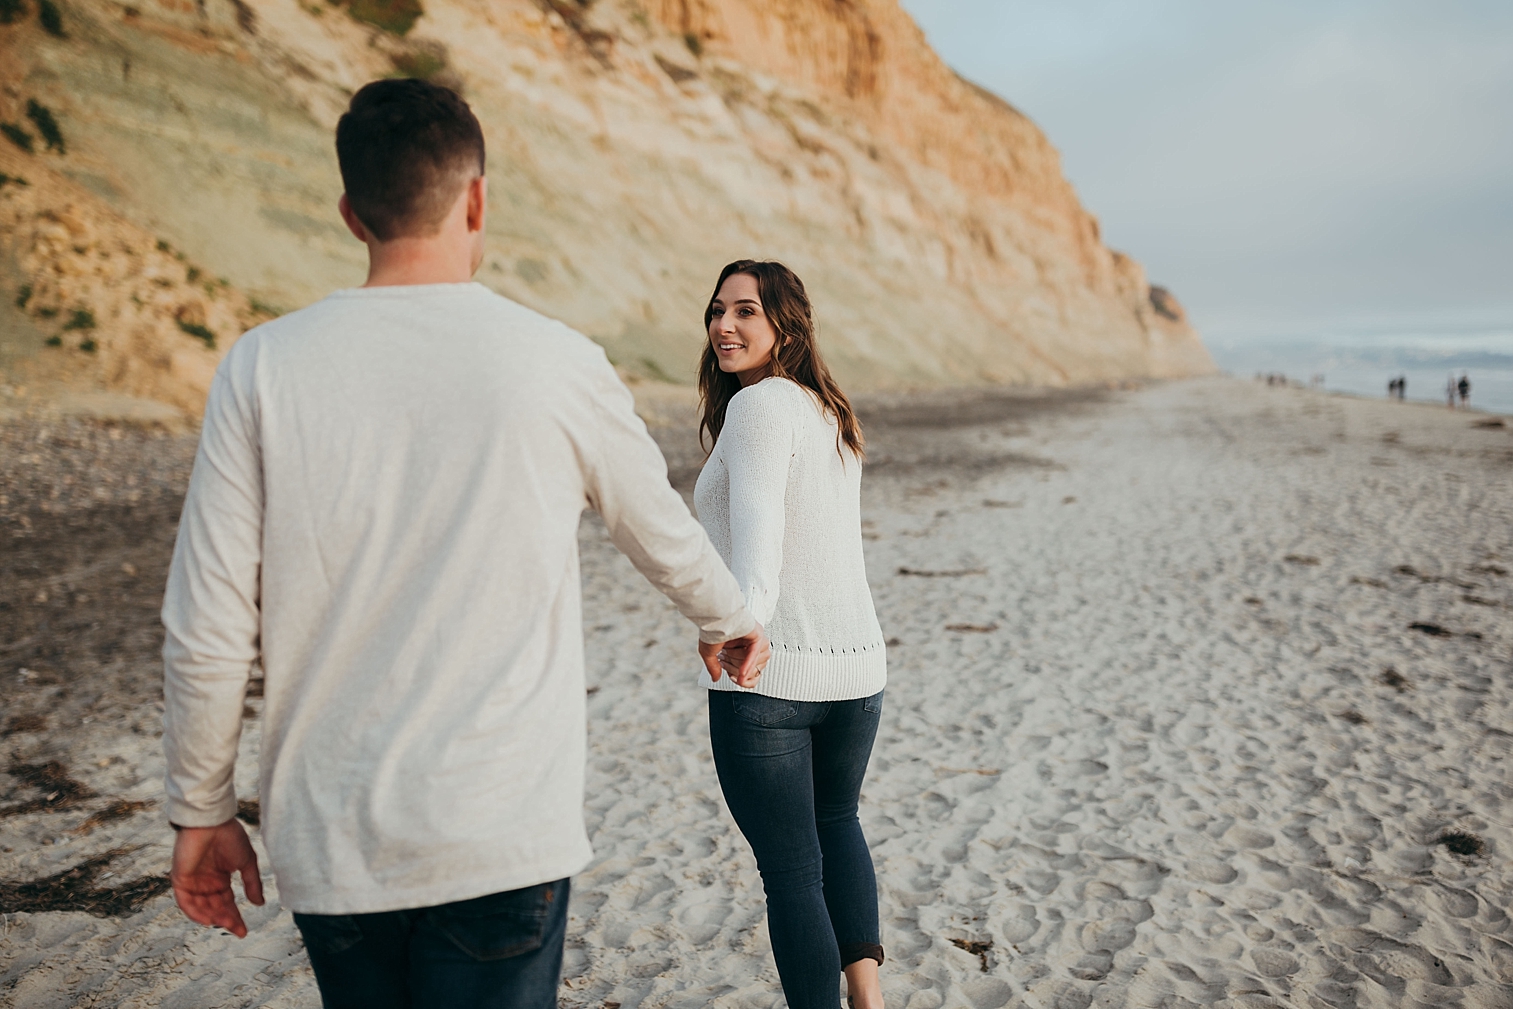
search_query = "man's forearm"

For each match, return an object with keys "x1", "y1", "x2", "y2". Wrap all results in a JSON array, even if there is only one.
[
  {"x1": 584, "y1": 360, "x2": 754, "y2": 640},
  {"x1": 162, "y1": 657, "x2": 252, "y2": 827}
]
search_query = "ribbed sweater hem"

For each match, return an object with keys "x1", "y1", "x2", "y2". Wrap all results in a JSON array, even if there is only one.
[{"x1": 701, "y1": 642, "x2": 887, "y2": 702}]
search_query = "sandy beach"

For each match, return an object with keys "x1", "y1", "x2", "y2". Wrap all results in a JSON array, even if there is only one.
[{"x1": 2, "y1": 375, "x2": 1511, "y2": 1008}]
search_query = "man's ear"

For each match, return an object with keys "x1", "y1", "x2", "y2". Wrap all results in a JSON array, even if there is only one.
[
  {"x1": 466, "y1": 176, "x2": 487, "y2": 235},
  {"x1": 338, "y1": 194, "x2": 371, "y2": 244}
]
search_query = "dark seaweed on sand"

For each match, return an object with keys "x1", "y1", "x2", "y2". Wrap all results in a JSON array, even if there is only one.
[
  {"x1": 1436, "y1": 831, "x2": 1485, "y2": 859},
  {"x1": 0, "y1": 760, "x2": 96, "y2": 817},
  {"x1": 4, "y1": 713, "x2": 47, "y2": 733},
  {"x1": 949, "y1": 937, "x2": 993, "y2": 972},
  {"x1": 0, "y1": 848, "x2": 170, "y2": 916},
  {"x1": 1408, "y1": 621, "x2": 1483, "y2": 640},
  {"x1": 70, "y1": 798, "x2": 154, "y2": 835}
]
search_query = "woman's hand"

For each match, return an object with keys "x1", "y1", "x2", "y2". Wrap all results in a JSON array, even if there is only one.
[{"x1": 700, "y1": 624, "x2": 771, "y2": 689}]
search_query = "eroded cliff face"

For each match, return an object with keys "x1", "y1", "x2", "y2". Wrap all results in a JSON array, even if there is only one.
[{"x1": 0, "y1": 0, "x2": 1210, "y2": 417}]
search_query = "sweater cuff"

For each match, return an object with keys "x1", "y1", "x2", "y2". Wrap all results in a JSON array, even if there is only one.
[
  {"x1": 698, "y1": 608, "x2": 757, "y2": 645},
  {"x1": 166, "y1": 792, "x2": 240, "y2": 830}
]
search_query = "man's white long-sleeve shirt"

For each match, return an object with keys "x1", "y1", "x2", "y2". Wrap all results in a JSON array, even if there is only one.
[{"x1": 162, "y1": 283, "x2": 754, "y2": 915}]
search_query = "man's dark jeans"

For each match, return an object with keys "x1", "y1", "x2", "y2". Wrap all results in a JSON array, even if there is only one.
[
  {"x1": 292, "y1": 878, "x2": 569, "y2": 1009},
  {"x1": 708, "y1": 690, "x2": 884, "y2": 1009}
]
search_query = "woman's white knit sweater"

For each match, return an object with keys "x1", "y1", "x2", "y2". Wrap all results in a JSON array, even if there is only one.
[{"x1": 694, "y1": 377, "x2": 887, "y2": 701}]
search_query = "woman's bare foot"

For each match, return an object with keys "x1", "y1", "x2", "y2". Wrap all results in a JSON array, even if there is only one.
[{"x1": 843, "y1": 958, "x2": 883, "y2": 1009}]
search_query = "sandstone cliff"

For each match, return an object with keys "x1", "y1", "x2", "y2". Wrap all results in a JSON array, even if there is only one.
[{"x1": 0, "y1": 0, "x2": 1211, "y2": 417}]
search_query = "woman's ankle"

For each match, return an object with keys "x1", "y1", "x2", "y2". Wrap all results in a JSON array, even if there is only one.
[{"x1": 843, "y1": 958, "x2": 883, "y2": 1009}]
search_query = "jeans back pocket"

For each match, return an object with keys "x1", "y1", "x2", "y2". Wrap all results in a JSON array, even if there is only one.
[
  {"x1": 731, "y1": 693, "x2": 800, "y2": 726},
  {"x1": 429, "y1": 882, "x2": 555, "y2": 962}
]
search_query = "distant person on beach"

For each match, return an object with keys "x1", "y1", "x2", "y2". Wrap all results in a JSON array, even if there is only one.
[
  {"x1": 160, "y1": 79, "x2": 768, "y2": 1008},
  {"x1": 693, "y1": 260, "x2": 889, "y2": 1009},
  {"x1": 1448, "y1": 373, "x2": 1458, "y2": 408},
  {"x1": 1459, "y1": 373, "x2": 1471, "y2": 408},
  {"x1": 1387, "y1": 377, "x2": 1398, "y2": 399}
]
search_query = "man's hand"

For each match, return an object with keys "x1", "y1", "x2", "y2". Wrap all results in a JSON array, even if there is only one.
[
  {"x1": 171, "y1": 817, "x2": 265, "y2": 938},
  {"x1": 699, "y1": 623, "x2": 771, "y2": 689}
]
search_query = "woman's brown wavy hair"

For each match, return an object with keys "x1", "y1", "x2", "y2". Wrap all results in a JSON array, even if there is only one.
[{"x1": 698, "y1": 260, "x2": 864, "y2": 460}]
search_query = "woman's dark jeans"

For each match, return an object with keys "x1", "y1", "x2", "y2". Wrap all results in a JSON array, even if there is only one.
[
  {"x1": 292, "y1": 878, "x2": 568, "y2": 1009},
  {"x1": 708, "y1": 689, "x2": 884, "y2": 1009}
]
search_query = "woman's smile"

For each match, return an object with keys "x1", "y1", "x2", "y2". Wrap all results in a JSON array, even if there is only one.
[{"x1": 707, "y1": 272, "x2": 779, "y2": 385}]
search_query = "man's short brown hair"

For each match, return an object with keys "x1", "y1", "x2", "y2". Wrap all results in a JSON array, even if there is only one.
[{"x1": 336, "y1": 79, "x2": 485, "y2": 241}]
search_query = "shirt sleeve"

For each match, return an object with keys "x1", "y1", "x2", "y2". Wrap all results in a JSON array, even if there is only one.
[
  {"x1": 583, "y1": 351, "x2": 756, "y2": 644},
  {"x1": 161, "y1": 358, "x2": 263, "y2": 828},
  {"x1": 720, "y1": 384, "x2": 796, "y2": 626}
]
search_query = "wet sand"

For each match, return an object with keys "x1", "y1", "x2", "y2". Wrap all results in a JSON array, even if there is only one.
[{"x1": 2, "y1": 377, "x2": 1511, "y2": 1007}]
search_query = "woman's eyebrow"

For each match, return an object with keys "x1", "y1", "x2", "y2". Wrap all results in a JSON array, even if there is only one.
[{"x1": 733, "y1": 298, "x2": 761, "y2": 307}]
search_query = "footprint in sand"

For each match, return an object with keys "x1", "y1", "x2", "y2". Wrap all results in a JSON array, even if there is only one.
[
  {"x1": 1432, "y1": 885, "x2": 1479, "y2": 919},
  {"x1": 1226, "y1": 825, "x2": 1275, "y2": 849},
  {"x1": 1185, "y1": 858, "x2": 1239, "y2": 884},
  {"x1": 1249, "y1": 946, "x2": 1300, "y2": 977},
  {"x1": 1078, "y1": 918, "x2": 1136, "y2": 952}
]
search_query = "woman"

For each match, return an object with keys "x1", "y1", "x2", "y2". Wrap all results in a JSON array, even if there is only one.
[{"x1": 694, "y1": 260, "x2": 888, "y2": 1009}]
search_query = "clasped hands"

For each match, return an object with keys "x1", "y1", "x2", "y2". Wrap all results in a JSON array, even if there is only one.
[{"x1": 698, "y1": 622, "x2": 771, "y2": 689}]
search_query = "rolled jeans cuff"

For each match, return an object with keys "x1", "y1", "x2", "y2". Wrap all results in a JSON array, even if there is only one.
[{"x1": 840, "y1": 942, "x2": 884, "y2": 967}]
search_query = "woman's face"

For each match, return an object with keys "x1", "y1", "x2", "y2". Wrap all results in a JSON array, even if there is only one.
[{"x1": 708, "y1": 272, "x2": 778, "y2": 385}]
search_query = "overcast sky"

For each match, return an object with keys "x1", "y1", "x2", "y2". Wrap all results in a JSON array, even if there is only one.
[{"x1": 900, "y1": 0, "x2": 1513, "y2": 340}]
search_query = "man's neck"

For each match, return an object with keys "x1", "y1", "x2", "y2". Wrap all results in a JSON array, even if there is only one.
[{"x1": 362, "y1": 238, "x2": 475, "y2": 287}]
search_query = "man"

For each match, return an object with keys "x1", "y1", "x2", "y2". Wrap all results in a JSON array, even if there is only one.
[{"x1": 162, "y1": 79, "x2": 767, "y2": 1007}]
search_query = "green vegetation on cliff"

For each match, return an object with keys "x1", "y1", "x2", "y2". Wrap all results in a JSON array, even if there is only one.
[
  {"x1": 347, "y1": 0, "x2": 422, "y2": 35},
  {"x1": 37, "y1": 0, "x2": 62, "y2": 36},
  {"x1": 26, "y1": 101, "x2": 65, "y2": 154}
]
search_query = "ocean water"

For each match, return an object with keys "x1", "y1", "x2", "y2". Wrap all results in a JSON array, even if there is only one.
[{"x1": 1206, "y1": 324, "x2": 1513, "y2": 416}]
